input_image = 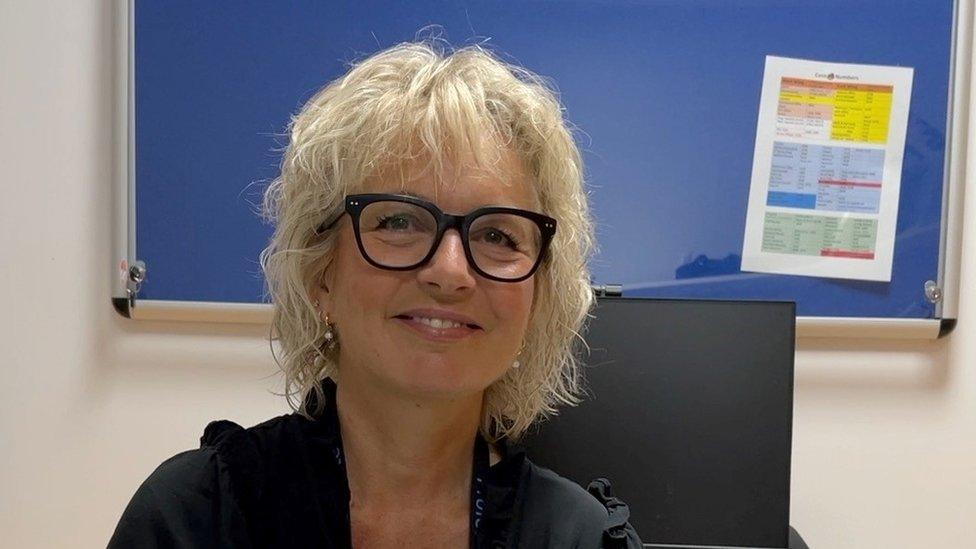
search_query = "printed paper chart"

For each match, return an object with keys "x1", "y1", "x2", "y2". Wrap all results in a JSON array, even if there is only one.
[
  {"x1": 764, "y1": 79, "x2": 891, "y2": 263},
  {"x1": 742, "y1": 56, "x2": 913, "y2": 281}
]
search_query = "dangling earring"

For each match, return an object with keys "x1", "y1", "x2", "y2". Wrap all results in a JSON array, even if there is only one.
[
  {"x1": 512, "y1": 341, "x2": 526, "y2": 369},
  {"x1": 323, "y1": 313, "x2": 336, "y2": 347},
  {"x1": 314, "y1": 299, "x2": 336, "y2": 348}
]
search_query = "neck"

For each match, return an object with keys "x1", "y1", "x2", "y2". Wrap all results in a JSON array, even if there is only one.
[{"x1": 334, "y1": 368, "x2": 484, "y2": 510}]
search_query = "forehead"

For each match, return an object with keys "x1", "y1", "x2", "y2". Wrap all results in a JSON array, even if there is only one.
[{"x1": 359, "y1": 147, "x2": 540, "y2": 213}]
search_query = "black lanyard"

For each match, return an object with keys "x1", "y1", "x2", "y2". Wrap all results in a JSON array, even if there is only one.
[{"x1": 470, "y1": 433, "x2": 490, "y2": 547}]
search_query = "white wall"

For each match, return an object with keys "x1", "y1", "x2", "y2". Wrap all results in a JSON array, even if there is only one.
[{"x1": 1, "y1": 2, "x2": 973, "y2": 547}]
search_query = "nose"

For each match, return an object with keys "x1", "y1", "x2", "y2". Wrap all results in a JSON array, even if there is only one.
[{"x1": 416, "y1": 229, "x2": 476, "y2": 295}]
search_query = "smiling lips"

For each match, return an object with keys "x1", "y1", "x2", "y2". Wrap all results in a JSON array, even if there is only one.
[{"x1": 394, "y1": 309, "x2": 483, "y2": 341}]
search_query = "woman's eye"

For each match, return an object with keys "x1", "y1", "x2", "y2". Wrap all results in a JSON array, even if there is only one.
[
  {"x1": 376, "y1": 215, "x2": 413, "y2": 231},
  {"x1": 481, "y1": 228, "x2": 520, "y2": 249}
]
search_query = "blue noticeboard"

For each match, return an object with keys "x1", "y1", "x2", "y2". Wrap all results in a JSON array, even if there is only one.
[{"x1": 132, "y1": 0, "x2": 958, "y2": 320}]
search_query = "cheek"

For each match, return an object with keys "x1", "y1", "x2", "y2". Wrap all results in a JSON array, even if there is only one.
[
  {"x1": 333, "y1": 248, "x2": 428, "y2": 345},
  {"x1": 495, "y1": 281, "x2": 535, "y2": 333},
  {"x1": 330, "y1": 235, "x2": 389, "y2": 325}
]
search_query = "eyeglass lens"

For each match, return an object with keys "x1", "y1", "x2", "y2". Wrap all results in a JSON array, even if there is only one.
[{"x1": 358, "y1": 200, "x2": 543, "y2": 280}]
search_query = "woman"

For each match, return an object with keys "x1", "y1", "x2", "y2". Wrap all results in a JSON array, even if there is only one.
[{"x1": 110, "y1": 41, "x2": 642, "y2": 548}]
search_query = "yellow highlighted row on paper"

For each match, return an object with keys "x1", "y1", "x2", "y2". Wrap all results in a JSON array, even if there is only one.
[{"x1": 778, "y1": 89, "x2": 893, "y2": 144}]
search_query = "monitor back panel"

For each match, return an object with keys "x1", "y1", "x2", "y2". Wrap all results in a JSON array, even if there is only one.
[{"x1": 521, "y1": 297, "x2": 796, "y2": 548}]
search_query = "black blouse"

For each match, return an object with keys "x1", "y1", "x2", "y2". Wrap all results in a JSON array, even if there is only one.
[{"x1": 109, "y1": 380, "x2": 642, "y2": 548}]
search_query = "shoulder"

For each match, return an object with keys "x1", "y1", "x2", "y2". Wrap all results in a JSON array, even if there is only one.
[
  {"x1": 109, "y1": 414, "x2": 311, "y2": 548},
  {"x1": 520, "y1": 460, "x2": 608, "y2": 527},
  {"x1": 516, "y1": 459, "x2": 643, "y2": 548},
  {"x1": 108, "y1": 446, "x2": 237, "y2": 547},
  {"x1": 142, "y1": 446, "x2": 221, "y2": 492},
  {"x1": 118, "y1": 446, "x2": 222, "y2": 516}
]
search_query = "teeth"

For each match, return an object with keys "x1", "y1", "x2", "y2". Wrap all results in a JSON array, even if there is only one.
[{"x1": 414, "y1": 316, "x2": 464, "y2": 329}]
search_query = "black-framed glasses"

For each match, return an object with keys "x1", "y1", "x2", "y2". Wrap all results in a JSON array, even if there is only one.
[{"x1": 316, "y1": 193, "x2": 556, "y2": 282}]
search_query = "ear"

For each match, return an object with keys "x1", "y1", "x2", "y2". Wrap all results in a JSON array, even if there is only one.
[{"x1": 311, "y1": 262, "x2": 336, "y2": 312}]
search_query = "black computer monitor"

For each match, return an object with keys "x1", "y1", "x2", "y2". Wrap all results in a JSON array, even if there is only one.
[{"x1": 522, "y1": 297, "x2": 796, "y2": 549}]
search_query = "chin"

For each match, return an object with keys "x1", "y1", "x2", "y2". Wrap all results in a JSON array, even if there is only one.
[{"x1": 386, "y1": 357, "x2": 493, "y2": 400}]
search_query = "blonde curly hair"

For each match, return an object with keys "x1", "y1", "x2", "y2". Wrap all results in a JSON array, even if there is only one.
[{"x1": 259, "y1": 40, "x2": 595, "y2": 441}]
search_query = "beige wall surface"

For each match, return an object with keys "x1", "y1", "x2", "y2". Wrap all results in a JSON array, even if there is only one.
[{"x1": 1, "y1": 2, "x2": 973, "y2": 547}]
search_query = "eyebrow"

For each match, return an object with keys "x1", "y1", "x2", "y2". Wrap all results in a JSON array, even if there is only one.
[
  {"x1": 386, "y1": 191, "x2": 535, "y2": 212},
  {"x1": 395, "y1": 191, "x2": 433, "y2": 201}
]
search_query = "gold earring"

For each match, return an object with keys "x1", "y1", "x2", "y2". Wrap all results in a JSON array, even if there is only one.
[
  {"x1": 324, "y1": 313, "x2": 335, "y2": 343},
  {"x1": 314, "y1": 299, "x2": 336, "y2": 347},
  {"x1": 512, "y1": 341, "x2": 526, "y2": 369}
]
